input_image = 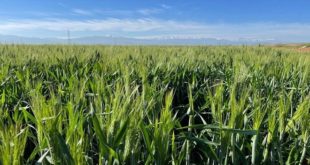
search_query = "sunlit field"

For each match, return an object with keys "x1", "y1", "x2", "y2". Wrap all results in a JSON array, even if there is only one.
[{"x1": 0, "y1": 45, "x2": 309, "y2": 164}]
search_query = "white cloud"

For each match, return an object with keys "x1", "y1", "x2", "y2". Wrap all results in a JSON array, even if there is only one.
[
  {"x1": 57, "y1": 2, "x2": 66, "y2": 8},
  {"x1": 137, "y1": 4, "x2": 171, "y2": 15},
  {"x1": 1, "y1": 18, "x2": 310, "y2": 41},
  {"x1": 137, "y1": 8, "x2": 162, "y2": 15},
  {"x1": 94, "y1": 9, "x2": 134, "y2": 16},
  {"x1": 72, "y1": 9, "x2": 93, "y2": 16},
  {"x1": 71, "y1": 4, "x2": 170, "y2": 17},
  {"x1": 161, "y1": 4, "x2": 171, "y2": 9},
  {"x1": 0, "y1": 18, "x2": 204, "y2": 32}
]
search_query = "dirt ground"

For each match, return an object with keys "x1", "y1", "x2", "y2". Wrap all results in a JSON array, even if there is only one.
[
  {"x1": 296, "y1": 46, "x2": 310, "y2": 52},
  {"x1": 269, "y1": 44, "x2": 310, "y2": 52}
]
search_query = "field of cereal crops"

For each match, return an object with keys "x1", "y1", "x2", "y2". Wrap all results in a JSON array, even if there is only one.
[{"x1": 0, "y1": 45, "x2": 309, "y2": 164}]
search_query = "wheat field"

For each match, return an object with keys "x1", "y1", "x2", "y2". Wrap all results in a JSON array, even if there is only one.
[{"x1": 0, "y1": 45, "x2": 309, "y2": 164}]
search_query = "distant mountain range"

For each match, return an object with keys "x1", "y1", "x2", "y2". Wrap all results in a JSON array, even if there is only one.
[{"x1": 0, "y1": 34, "x2": 280, "y2": 45}]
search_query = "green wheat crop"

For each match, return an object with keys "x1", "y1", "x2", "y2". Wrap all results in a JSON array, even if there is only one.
[{"x1": 0, "y1": 45, "x2": 309, "y2": 164}]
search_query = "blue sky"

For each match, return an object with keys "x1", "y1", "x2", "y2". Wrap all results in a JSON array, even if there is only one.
[{"x1": 1, "y1": 0, "x2": 310, "y2": 41}]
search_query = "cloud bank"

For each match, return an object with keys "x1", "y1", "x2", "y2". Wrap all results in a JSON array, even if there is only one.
[{"x1": 1, "y1": 18, "x2": 310, "y2": 42}]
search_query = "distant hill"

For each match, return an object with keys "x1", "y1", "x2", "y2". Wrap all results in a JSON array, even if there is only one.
[{"x1": 0, "y1": 34, "x2": 280, "y2": 45}]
